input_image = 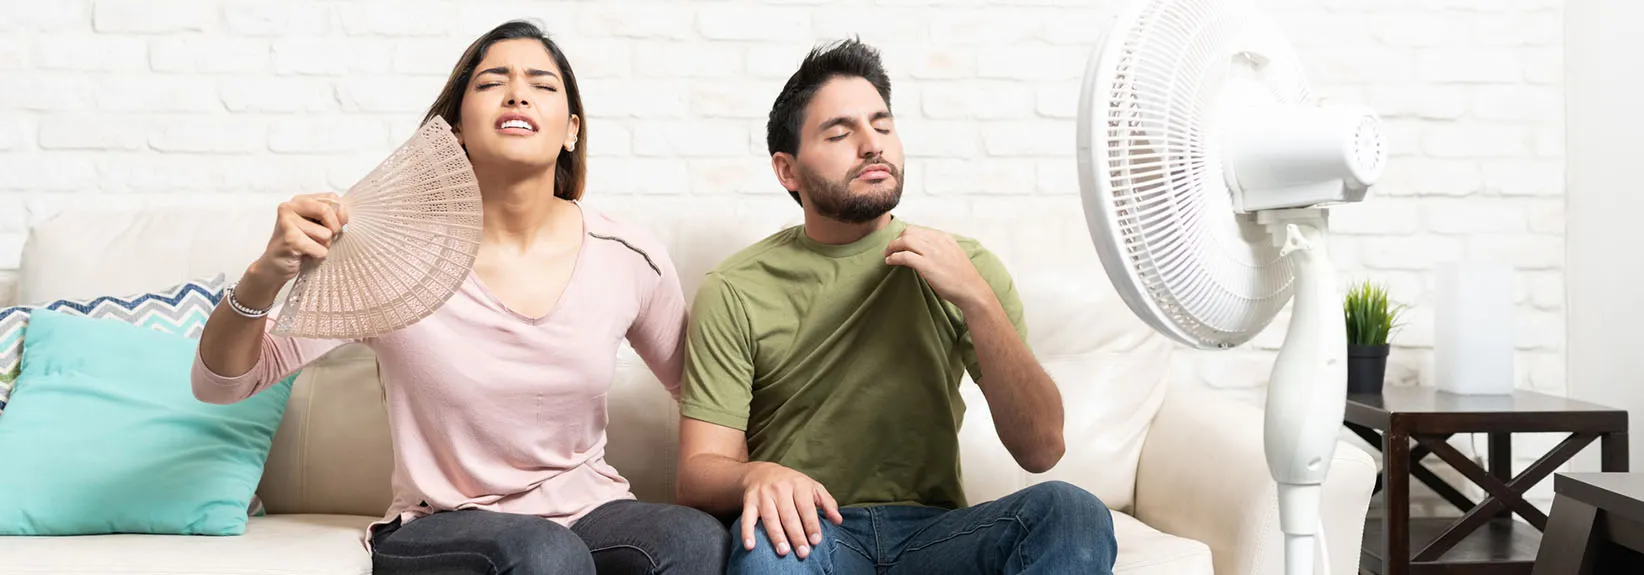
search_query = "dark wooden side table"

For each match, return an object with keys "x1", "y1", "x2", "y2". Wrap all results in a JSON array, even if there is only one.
[
  {"x1": 1345, "y1": 387, "x2": 1629, "y2": 575},
  {"x1": 1533, "y1": 473, "x2": 1644, "y2": 574}
]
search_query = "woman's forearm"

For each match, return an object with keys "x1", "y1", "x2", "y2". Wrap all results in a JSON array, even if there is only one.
[{"x1": 193, "y1": 265, "x2": 285, "y2": 404}]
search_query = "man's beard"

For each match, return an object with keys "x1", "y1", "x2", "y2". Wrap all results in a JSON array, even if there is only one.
[{"x1": 796, "y1": 158, "x2": 904, "y2": 224}]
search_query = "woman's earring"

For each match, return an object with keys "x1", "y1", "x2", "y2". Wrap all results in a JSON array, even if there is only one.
[{"x1": 566, "y1": 140, "x2": 576, "y2": 152}]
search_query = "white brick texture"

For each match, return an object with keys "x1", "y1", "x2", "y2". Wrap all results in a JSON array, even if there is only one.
[{"x1": 0, "y1": 0, "x2": 1568, "y2": 514}]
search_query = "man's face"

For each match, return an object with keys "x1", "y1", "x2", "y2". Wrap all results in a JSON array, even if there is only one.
[{"x1": 787, "y1": 76, "x2": 904, "y2": 224}]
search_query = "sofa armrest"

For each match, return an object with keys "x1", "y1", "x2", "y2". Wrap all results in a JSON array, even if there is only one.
[{"x1": 1135, "y1": 389, "x2": 1376, "y2": 575}]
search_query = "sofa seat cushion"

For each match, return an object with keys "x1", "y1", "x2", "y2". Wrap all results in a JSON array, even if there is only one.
[
  {"x1": 0, "y1": 514, "x2": 373, "y2": 574},
  {"x1": 1114, "y1": 510, "x2": 1214, "y2": 575},
  {"x1": 0, "y1": 510, "x2": 1212, "y2": 575}
]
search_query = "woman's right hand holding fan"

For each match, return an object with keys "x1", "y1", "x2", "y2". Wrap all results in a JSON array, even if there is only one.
[{"x1": 238, "y1": 193, "x2": 351, "y2": 308}]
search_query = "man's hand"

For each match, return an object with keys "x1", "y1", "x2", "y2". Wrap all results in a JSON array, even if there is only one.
[
  {"x1": 884, "y1": 226, "x2": 991, "y2": 309},
  {"x1": 740, "y1": 462, "x2": 844, "y2": 559},
  {"x1": 677, "y1": 420, "x2": 842, "y2": 559}
]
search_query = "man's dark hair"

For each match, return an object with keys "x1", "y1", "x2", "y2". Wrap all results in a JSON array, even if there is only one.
[{"x1": 766, "y1": 38, "x2": 893, "y2": 204}]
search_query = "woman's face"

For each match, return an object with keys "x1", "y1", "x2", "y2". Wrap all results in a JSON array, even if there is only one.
[{"x1": 456, "y1": 38, "x2": 578, "y2": 173}]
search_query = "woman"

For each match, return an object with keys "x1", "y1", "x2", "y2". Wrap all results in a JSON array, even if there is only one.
[{"x1": 192, "y1": 20, "x2": 730, "y2": 575}]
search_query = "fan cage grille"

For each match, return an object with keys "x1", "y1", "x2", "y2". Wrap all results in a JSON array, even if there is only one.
[{"x1": 1096, "y1": 0, "x2": 1309, "y2": 348}]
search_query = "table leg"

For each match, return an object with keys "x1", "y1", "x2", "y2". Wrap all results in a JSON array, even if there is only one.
[
  {"x1": 1385, "y1": 430, "x2": 1410, "y2": 575},
  {"x1": 1532, "y1": 493, "x2": 1599, "y2": 575},
  {"x1": 1490, "y1": 432, "x2": 1511, "y2": 519},
  {"x1": 1603, "y1": 431, "x2": 1629, "y2": 472},
  {"x1": 1346, "y1": 424, "x2": 1478, "y2": 512}
]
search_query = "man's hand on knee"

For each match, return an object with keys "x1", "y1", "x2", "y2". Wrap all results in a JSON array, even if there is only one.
[{"x1": 740, "y1": 462, "x2": 843, "y2": 560}]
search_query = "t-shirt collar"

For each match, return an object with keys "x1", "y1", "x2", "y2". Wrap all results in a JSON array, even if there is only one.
[{"x1": 797, "y1": 216, "x2": 907, "y2": 258}]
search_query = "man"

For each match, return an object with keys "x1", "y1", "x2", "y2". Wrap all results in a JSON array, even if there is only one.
[{"x1": 675, "y1": 39, "x2": 1118, "y2": 574}]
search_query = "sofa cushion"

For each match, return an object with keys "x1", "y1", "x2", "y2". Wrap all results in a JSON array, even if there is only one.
[
  {"x1": 0, "y1": 514, "x2": 374, "y2": 575},
  {"x1": 0, "y1": 512, "x2": 1200, "y2": 575},
  {"x1": 255, "y1": 343, "x2": 394, "y2": 517},
  {"x1": 957, "y1": 344, "x2": 1170, "y2": 516},
  {"x1": 17, "y1": 207, "x2": 270, "y2": 306},
  {"x1": 1113, "y1": 510, "x2": 1215, "y2": 575}
]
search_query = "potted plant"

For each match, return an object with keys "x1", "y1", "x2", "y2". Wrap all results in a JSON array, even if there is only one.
[{"x1": 1343, "y1": 280, "x2": 1406, "y2": 395}]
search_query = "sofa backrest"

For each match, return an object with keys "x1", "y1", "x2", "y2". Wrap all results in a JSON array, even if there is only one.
[{"x1": 15, "y1": 198, "x2": 1174, "y2": 517}]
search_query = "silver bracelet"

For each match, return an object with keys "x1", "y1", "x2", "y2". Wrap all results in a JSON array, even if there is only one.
[{"x1": 224, "y1": 284, "x2": 273, "y2": 319}]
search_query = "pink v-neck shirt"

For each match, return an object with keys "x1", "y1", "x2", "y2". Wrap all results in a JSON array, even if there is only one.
[{"x1": 191, "y1": 203, "x2": 687, "y2": 541}]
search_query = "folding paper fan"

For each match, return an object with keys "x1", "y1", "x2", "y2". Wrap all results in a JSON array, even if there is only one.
[{"x1": 270, "y1": 116, "x2": 483, "y2": 339}]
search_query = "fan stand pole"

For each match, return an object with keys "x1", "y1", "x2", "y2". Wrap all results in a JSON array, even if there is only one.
[{"x1": 1259, "y1": 207, "x2": 1347, "y2": 575}]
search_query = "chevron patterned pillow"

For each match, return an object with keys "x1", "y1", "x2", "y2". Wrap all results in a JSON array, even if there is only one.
[
  {"x1": 0, "y1": 274, "x2": 229, "y2": 416},
  {"x1": 0, "y1": 273, "x2": 299, "y2": 519}
]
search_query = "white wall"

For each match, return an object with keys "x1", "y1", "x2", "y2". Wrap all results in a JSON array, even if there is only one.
[
  {"x1": 0, "y1": 0, "x2": 1565, "y2": 509},
  {"x1": 1567, "y1": 0, "x2": 1644, "y2": 469}
]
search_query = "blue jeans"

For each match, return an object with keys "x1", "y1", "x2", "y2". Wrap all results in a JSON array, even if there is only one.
[
  {"x1": 371, "y1": 500, "x2": 730, "y2": 574},
  {"x1": 728, "y1": 481, "x2": 1117, "y2": 574}
]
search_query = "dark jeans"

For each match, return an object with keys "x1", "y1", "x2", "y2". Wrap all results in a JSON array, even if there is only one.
[
  {"x1": 728, "y1": 481, "x2": 1117, "y2": 574},
  {"x1": 371, "y1": 500, "x2": 731, "y2": 575}
]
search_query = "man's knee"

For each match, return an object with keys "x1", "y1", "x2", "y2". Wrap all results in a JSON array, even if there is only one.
[
  {"x1": 1021, "y1": 481, "x2": 1115, "y2": 532},
  {"x1": 1015, "y1": 482, "x2": 1118, "y2": 571},
  {"x1": 727, "y1": 516, "x2": 830, "y2": 575}
]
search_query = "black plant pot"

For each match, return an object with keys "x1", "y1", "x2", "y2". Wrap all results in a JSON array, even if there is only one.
[{"x1": 1347, "y1": 344, "x2": 1390, "y2": 395}]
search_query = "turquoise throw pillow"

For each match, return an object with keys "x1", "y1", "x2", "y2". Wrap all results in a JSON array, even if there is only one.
[{"x1": 0, "y1": 309, "x2": 293, "y2": 535}]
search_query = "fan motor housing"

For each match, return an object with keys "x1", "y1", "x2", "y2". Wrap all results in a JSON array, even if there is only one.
[{"x1": 1223, "y1": 105, "x2": 1387, "y2": 213}]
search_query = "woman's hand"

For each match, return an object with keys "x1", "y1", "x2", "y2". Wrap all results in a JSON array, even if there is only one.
[{"x1": 241, "y1": 193, "x2": 349, "y2": 301}]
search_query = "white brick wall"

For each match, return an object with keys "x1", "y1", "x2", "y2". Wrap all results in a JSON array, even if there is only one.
[{"x1": 0, "y1": 1, "x2": 1567, "y2": 514}]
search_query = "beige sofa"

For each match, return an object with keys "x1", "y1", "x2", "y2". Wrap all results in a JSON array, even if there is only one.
[{"x1": 0, "y1": 199, "x2": 1376, "y2": 575}]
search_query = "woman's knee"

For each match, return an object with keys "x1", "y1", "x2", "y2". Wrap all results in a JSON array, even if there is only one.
[
  {"x1": 630, "y1": 504, "x2": 732, "y2": 574},
  {"x1": 372, "y1": 510, "x2": 595, "y2": 575},
  {"x1": 574, "y1": 501, "x2": 731, "y2": 574},
  {"x1": 655, "y1": 504, "x2": 733, "y2": 553},
  {"x1": 448, "y1": 511, "x2": 594, "y2": 574},
  {"x1": 516, "y1": 521, "x2": 596, "y2": 573}
]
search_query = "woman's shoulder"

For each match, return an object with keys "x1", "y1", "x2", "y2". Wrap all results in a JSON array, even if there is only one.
[{"x1": 578, "y1": 204, "x2": 676, "y2": 274}]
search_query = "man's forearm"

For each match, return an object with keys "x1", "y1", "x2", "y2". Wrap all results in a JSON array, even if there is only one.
[
  {"x1": 677, "y1": 453, "x2": 760, "y2": 514},
  {"x1": 961, "y1": 294, "x2": 1066, "y2": 473}
]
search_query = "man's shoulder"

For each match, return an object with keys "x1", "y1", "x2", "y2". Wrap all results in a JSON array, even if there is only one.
[
  {"x1": 687, "y1": 226, "x2": 807, "y2": 339},
  {"x1": 705, "y1": 225, "x2": 805, "y2": 281},
  {"x1": 907, "y1": 222, "x2": 1007, "y2": 272},
  {"x1": 949, "y1": 231, "x2": 991, "y2": 259}
]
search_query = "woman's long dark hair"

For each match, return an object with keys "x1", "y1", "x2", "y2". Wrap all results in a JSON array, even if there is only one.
[{"x1": 423, "y1": 19, "x2": 587, "y2": 201}]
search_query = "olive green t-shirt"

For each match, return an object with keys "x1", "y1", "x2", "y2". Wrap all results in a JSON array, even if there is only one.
[{"x1": 680, "y1": 217, "x2": 1027, "y2": 510}]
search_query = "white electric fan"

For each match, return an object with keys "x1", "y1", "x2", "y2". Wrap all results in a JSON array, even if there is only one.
[{"x1": 1076, "y1": 0, "x2": 1385, "y2": 574}]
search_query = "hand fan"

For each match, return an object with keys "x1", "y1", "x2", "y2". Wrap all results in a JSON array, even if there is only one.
[{"x1": 270, "y1": 116, "x2": 484, "y2": 339}]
